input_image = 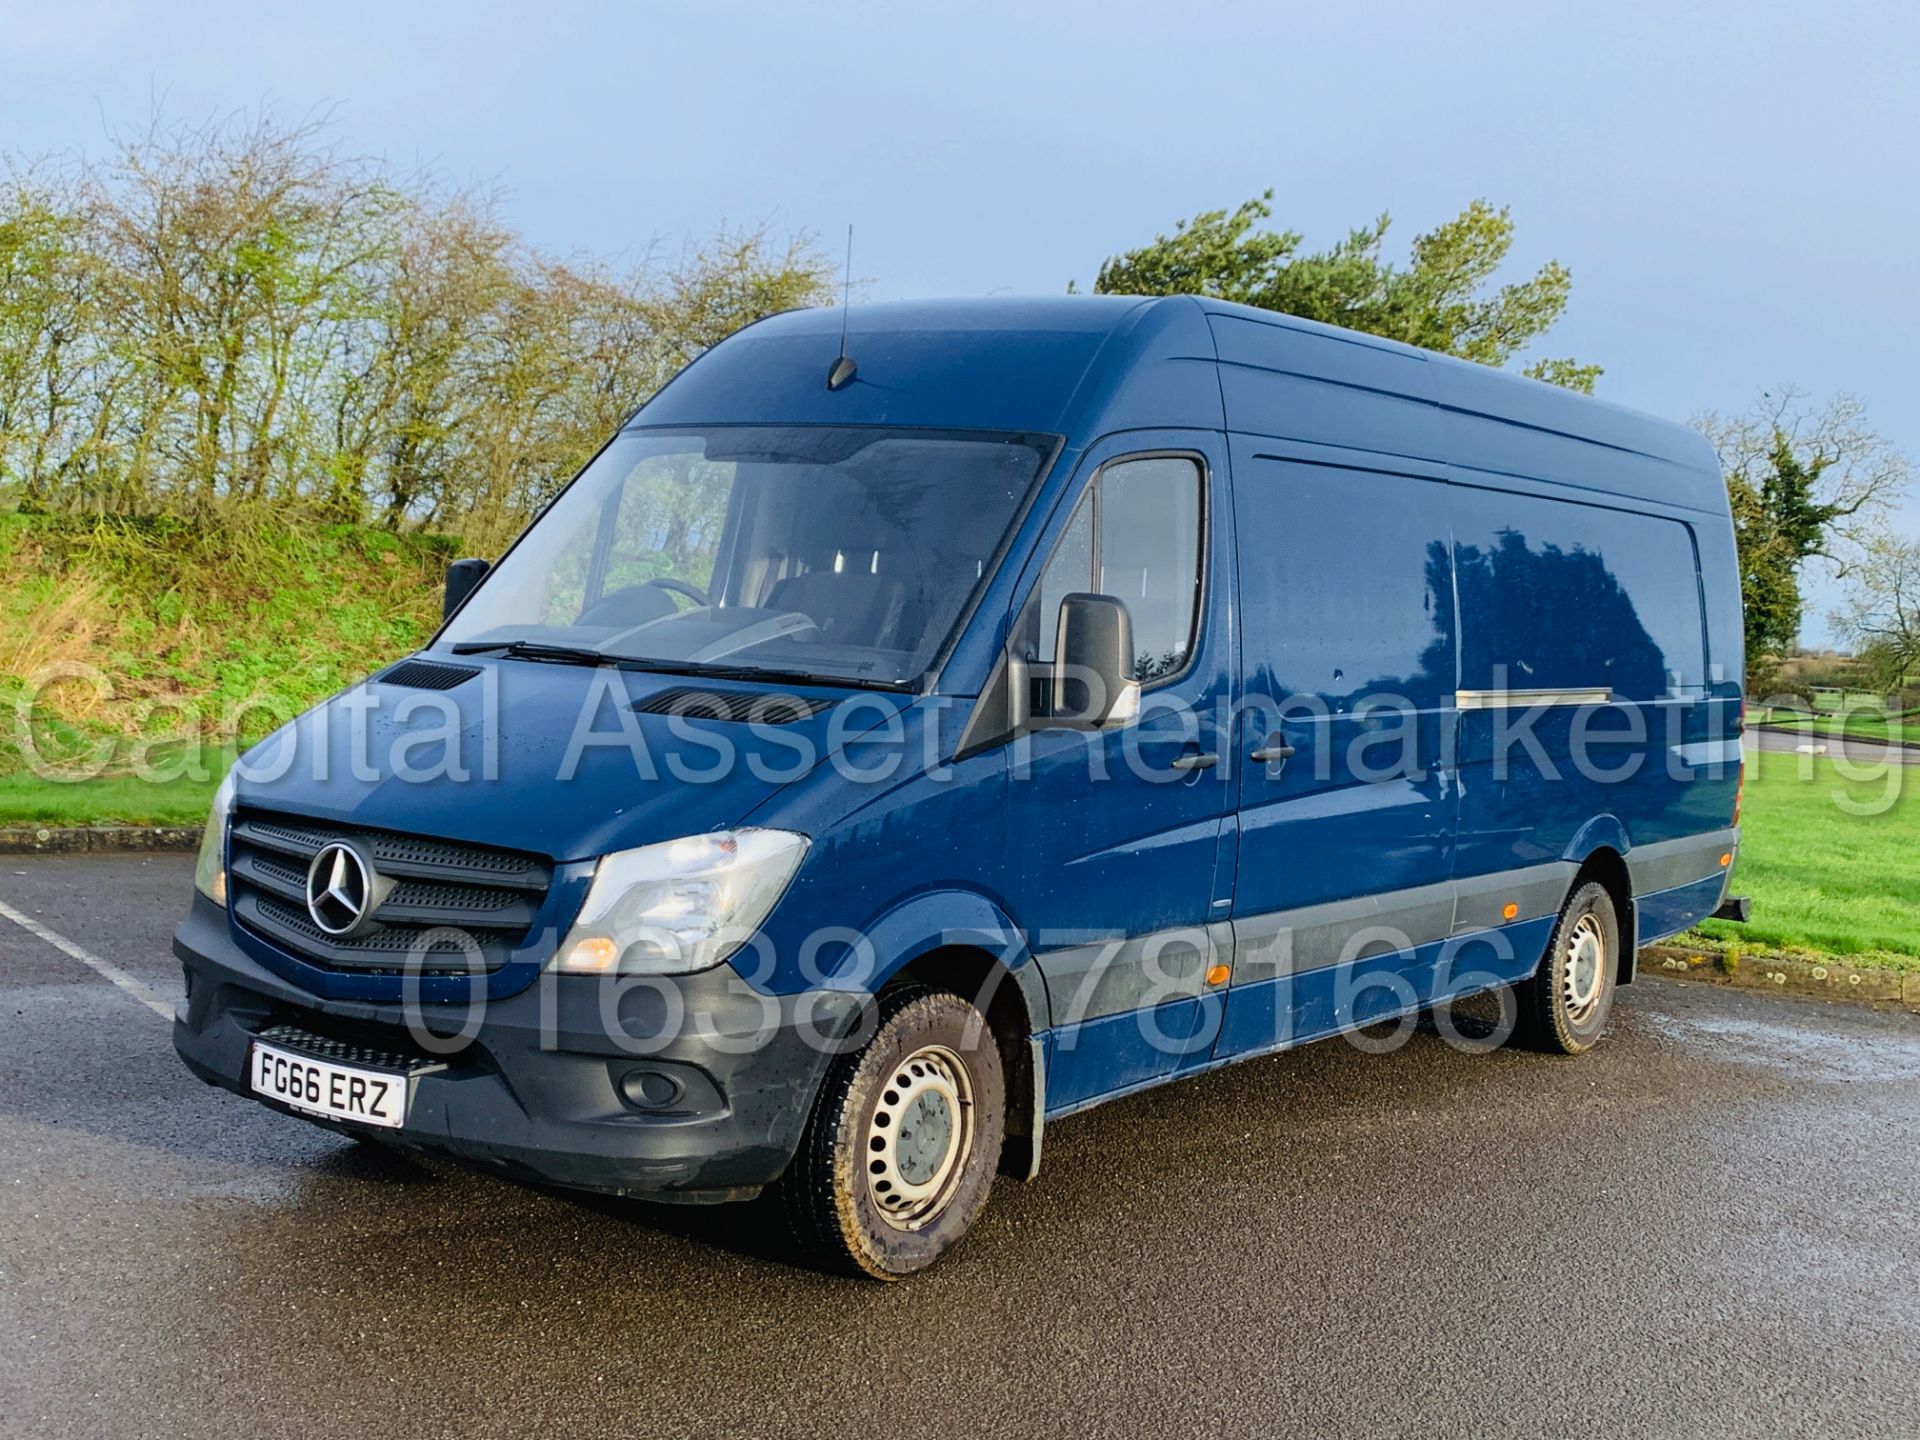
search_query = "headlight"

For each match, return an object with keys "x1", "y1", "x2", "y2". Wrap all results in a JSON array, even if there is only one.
[
  {"x1": 193, "y1": 770, "x2": 237, "y2": 904},
  {"x1": 550, "y1": 829, "x2": 809, "y2": 976}
]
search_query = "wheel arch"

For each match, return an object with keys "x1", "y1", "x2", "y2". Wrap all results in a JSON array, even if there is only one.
[
  {"x1": 1570, "y1": 845, "x2": 1637, "y2": 985},
  {"x1": 891, "y1": 943, "x2": 1047, "y2": 1183},
  {"x1": 845, "y1": 888, "x2": 1049, "y2": 1183}
]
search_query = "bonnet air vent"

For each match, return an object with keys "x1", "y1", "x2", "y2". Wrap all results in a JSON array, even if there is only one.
[
  {"x1": 634, "y1": 687, "x2": 834, "y2": 725},
  {"x1": 375, "y1": 659, "x2": 482, "y2": 691}
]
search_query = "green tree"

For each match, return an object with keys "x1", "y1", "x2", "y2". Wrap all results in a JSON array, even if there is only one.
[
  {"x1": 1699, "y1": 390, "x2": 1910, "y2": 694},
  {"x1": 1085, "y1": 192, "x2": 1600, "y2": 391}
]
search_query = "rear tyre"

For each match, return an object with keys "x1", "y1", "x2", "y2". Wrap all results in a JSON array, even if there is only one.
[
  {"x1": 780, "y1": 985, "x2": 1005, "y2": 1280},
  {"x1": 1513, "y1": 880, "x2": 1619, "y2": 1055}
]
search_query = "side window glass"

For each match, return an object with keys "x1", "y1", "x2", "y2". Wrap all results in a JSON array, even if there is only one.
[
  {"x1": 1023, "y1": 455, "x2": 1204, "y2": 683},
  {"x1": 1100, "y1": 457, "x2": 1202, "y2": 683}
]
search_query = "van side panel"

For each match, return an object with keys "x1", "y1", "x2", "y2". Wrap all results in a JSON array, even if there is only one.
[
  {"x1": 1203, "y1": 300, "x2": 1742, "y2": 972},
  {"x1": 1449, "y1": 483, "x2": 1733, "y2": 910},
  {"x1": 1425, "y1": 350, "x2": 1711, "y2": 468}
]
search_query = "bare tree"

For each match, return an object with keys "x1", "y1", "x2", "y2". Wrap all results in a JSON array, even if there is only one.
[
  {"x1": 1835, "y1": 536, "x2": 1920, "y2": 690},
  {"x1": 0, "y1": 110, "x2": 834, "y2": 543},
  {"x1": 1698, "y1": 387, "x2": 1910, "y2": 571},
  {"x1": 0, "y1": 162, "x2": 125, "y2": 507},
  {"x1": 1695, "y1": 388, "x2": 1911, "y2": 689}
]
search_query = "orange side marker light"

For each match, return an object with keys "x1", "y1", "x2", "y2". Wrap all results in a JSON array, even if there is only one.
[
  {"x1": 1720, "y1": 853, "x2": 1732, "y2": 868},
  {"x1": 1501, "y1": 901, "x2": 1519, "y2": 920},
  {"x1": 1205, "y1": 963, "x2": 1231, "y2": 987}
]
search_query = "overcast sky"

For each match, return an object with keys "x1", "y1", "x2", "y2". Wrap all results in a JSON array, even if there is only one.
[{"x1": 6, "y1": 0, "x2": 1913, "y2": 643}]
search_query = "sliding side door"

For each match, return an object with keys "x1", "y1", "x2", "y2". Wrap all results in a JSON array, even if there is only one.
[{"x1": 1217, "y1": 448, "x2": 1460, "y2": 1059}]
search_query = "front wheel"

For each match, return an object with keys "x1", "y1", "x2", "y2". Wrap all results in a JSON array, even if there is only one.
[
  {"x1": 780, "y1": 986, "x2": 1005, "y2": 1279},
  {"x1": 1512, "y1": 880, "x2": 1620, "y2": 1055}
]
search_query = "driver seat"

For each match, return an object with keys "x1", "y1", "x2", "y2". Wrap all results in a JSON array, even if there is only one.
[{"x1": 766, "y1": 569, "x2": 906, "y2": 647}]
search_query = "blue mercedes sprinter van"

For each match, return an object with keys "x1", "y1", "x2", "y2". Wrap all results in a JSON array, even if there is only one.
[{"x1": 174, "y1": 296, "x2": 1744, "y2": 1277}]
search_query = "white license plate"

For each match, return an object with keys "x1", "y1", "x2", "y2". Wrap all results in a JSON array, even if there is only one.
[{"x1": 249, "y1": 1041, "x2": 408, "y2": 1129}]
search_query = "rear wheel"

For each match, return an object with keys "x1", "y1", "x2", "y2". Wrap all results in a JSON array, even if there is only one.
[
  {"x1": 1513, "y1": 880, "x2": 1619, "y2": 1055},
  {"x1": 780, "y1": 986, "x2": 1005, "y2": 1279}
]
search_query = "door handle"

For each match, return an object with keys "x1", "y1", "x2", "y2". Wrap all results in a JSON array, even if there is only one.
[
  {"x1": 1249, "y1": 744, "x2": 1296, "y2": 763},
  {"x1": 1168, "y1": 752, "x2": 1218, "y2": 772}
]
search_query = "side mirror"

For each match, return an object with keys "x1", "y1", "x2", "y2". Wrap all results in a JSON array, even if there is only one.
[
  {"x1": 1047, "y1": 593, "x2": 1141, "y2": 730},
  {"x1": 443, "y1": 558, "x2": 490, "y2": 619}
]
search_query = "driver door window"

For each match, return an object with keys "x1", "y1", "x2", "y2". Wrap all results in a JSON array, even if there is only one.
[{"x1": 1027, "y1": 455, "x2": 1204, "y2": 685}]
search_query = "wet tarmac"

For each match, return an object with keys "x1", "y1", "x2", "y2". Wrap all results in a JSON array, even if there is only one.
[{"x1": 3, "y1": 854, "x2": 1917, "y2": 1438}]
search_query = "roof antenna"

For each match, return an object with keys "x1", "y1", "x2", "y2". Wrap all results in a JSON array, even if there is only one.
[{"x1": 827, "y1": 224, "x2": 857, "y2": 391}]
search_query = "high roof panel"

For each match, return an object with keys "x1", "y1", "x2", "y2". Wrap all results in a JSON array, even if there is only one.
[
  {"x1": 631, "y1": 295, "x2": 1723, "y2": 514},
  {"x1": 1196, "y1": 298, "x2": 1724, "y2": 512},
  {"x1": 630, "y1": 295, "x2": 1222, "y2": 436}
]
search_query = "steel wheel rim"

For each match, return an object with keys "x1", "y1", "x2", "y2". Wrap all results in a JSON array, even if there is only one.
[
  {"x1": 865, "y1": 1044, "x2": 974, "y2": 1231},
  {"x1": 1563, "y1": 911, "x2": 1608, "y2": 1022}
]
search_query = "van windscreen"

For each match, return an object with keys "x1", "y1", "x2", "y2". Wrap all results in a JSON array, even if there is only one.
[{"x1": 438, "y1": 426, "x2": 1055, "y2": 688}]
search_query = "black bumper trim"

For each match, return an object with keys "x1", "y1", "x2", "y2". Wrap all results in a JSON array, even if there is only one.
[{"x1": 173, "y1": 892, "x2": 862, "y2": 1199}]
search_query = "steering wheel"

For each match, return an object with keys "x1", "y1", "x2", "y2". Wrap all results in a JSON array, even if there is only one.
[{"x1": 647, "y1": 576, "x2": 711, "y2": 608}]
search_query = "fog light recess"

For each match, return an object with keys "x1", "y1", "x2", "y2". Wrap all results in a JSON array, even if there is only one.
[{"x1": 619, "y1": 1069, "x2": 686, "y2": 1111}]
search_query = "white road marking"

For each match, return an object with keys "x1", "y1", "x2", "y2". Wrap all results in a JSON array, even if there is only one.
[{"x1": 0, "y1": 897, "x2": 174, "y2": 1019}]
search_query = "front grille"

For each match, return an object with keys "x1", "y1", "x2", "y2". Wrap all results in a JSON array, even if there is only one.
[{"x1": 229, "y1": 808, "x2": 553, "y2": 975}]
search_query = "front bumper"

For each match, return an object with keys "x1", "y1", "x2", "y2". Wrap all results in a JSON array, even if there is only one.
[{"x1": 172, "y1": 893, "x2": 862, "y2": 1202}]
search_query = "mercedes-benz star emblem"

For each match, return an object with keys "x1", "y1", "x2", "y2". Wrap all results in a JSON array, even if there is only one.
[{"x1": 305, "y1": 841, "x2": 377, "y2": 937}]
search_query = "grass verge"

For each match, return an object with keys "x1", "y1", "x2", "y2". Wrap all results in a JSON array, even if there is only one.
[
  {"x1": 0, "y1": 508, "x2": 448, "y2": 789},
  {"x1": 1689, "y1": 749, "x2": 1918, "y2": 970},
  {"x1": 0, "y1": 749, "x2": 230, "y2": 827}
]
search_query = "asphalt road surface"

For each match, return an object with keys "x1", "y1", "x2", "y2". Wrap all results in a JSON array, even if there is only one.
[
  {"x1": 4, "y1": 854, "x2": 1917, "y2": 1439},
  {"x1": 1749, "y1": 725, "x2": 1920, "y2": 765}
]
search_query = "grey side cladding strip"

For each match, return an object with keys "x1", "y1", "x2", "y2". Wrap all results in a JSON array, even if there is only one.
[
  {"x1": 1033, "y1": 921, "x2": 1230, "y2": 1025},
  {"x1": 1037, "y1": 832, "x2": 1734, "y2": 1014},
  {"x1": 1232, "y1": 880, "x2": 1457, "y2": 986},
  {"x1": 1627, "y1": 829, "x2": 1737, "y2": 895},
  {"x1": 1233, "y1": 861, "x2": 1577, "y2": 986},
  {"x1": 1451, "y1": 862, "x2": 1579, "y2": 935}
]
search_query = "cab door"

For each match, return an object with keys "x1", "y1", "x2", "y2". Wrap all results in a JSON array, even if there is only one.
[{"x1": 999, "y1": 433, "x2": 1238, "y2": 1113}]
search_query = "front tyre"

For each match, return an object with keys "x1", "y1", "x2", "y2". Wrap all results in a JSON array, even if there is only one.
[
  {"x1": 781, "y1": 986, "x2": 1005, "y2": 1279},
  {"x1": 1513, "y1": 880, "x2": 1620, "y2": 1055}
]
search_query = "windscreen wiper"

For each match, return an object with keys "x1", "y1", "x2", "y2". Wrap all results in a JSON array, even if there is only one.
[
  {"x1": 448, "y1": 640, "x2": 615, "y2": 666},
  {"x1": 616, "y1": 659, "x2": 913, "y2": 694}
]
